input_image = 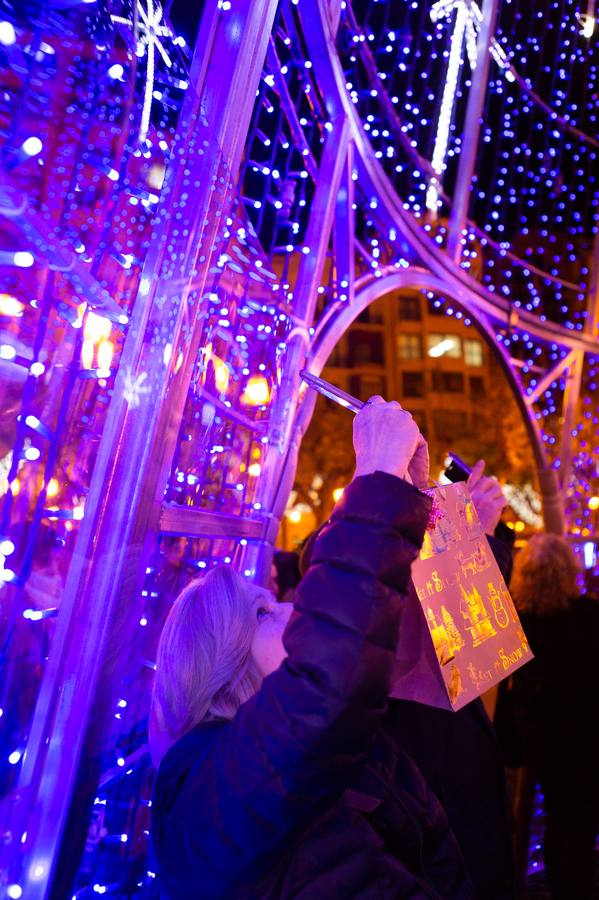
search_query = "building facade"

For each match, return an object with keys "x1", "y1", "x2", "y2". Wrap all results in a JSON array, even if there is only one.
[{"x1": 323, "y1": 292, "x2": 491, "y2": 473}]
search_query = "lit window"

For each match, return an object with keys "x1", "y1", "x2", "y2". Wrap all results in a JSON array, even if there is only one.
[
  {"x1": 398, "y1": 334, "x2": 422, "y2": 360},
  {"x1": 427, "y1": 333, "x2": 462, "y2": 358},
  {"x1": 465, "y1": 339, "x2": 483, "y2": 366}
]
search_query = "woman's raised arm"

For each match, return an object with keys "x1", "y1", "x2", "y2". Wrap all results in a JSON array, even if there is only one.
[{"x1": 152, "y1": 401, "x2": 432, "y2": 897}]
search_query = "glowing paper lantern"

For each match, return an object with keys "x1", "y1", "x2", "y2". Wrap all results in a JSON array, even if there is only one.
[{"x1": 241, "y1": 375, "x2": 271, "y2": 406}]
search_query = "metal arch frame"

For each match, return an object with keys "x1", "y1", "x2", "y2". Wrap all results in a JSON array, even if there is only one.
[
  {"x1": 2, "y1": 1, "x2": 595, "y2": 891},
  {"x1": 307, "y1": 265, "x2": 565, "y2": 534},
  {"x1": 310, "y1": 268, "x2": 547, "y2": 469},
  {"x1": 262, "y1": 0, "x2": 599, "y2": 537},
  {"x1": 297, "y1": 0, "x2": 597, "y2": 353}
]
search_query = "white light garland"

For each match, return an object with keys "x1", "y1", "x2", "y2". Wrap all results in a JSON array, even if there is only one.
[{"x1": 427, "y1": 0, "x2": 481, "y2": 211}]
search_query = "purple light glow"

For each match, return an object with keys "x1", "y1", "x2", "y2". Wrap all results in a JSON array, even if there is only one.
[{"x1": 0, "y1": 0, "x2": 596, "y2": 895}]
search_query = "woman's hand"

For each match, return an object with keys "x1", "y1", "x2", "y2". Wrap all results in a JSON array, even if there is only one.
[
  {"x1": 407, "y1": 434, "x2": 430, "y2": 491},
  {"x1": 467, "y1": 459, "x2": 507, "y2": 534},
  {"x1": 353, "y1": 396, "x2": 429, "y2": 487}
]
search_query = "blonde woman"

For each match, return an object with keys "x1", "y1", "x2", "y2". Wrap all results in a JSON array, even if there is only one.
[
  {"x1": 150, "y1": 398, "x2": 474, "y2": 899},
  {"x1": 501, "y1": 534, "x2": 599, "y2": 900}
]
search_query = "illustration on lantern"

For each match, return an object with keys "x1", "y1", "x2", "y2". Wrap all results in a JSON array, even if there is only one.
[
  {"x1": 442, "y1": 605, "x2": 466, "y2": 653},
  {"x1": 456, "y1": 493, "x2": 482, "y2": 539},
  {"x1": 457, "y1": 542, "x2": 491, "y2": 578},
  {"x1": 459, "y1": 583, "x2": 497, "y2": 646},
  {"x1": 502, "y1": 583, "x2": 519, "y2": 624},
  {"x1": 426, "y1": 607, "x2": 455, "y2": 665},
  {"x1": 419, "y1": 499, "x2": 462, "y2": 559},
  {"x1": 447, "y1": 664, "x2": 464, "y2": 705},
  {"x1": 487, "y1": 581, "x2": 510, "y2": 629}
]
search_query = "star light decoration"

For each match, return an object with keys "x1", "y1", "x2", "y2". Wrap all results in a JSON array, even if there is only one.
[
  {"x1": 577, "y1": 0, "x2": 596, "y2": 38},
  {"x1": 111, "y1": 0, "x2": 173, "y2": 142},
  {"x1": 427, "y1": 0, "x2": 516, "y2": 210}
]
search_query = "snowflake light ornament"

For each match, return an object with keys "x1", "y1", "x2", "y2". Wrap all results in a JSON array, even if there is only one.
[
  {"x1": 122, "y1": 369, "x2": 151, "y2": 408},
  {"x1": 111, "y1": 0, "x2": 173, "y2": 141},
  {"x1": 427, "y1": 0, "x2": 482, "y2": 211},
  {"x1": 431, "y1": 0, "x2": 481, "y2": 69}
]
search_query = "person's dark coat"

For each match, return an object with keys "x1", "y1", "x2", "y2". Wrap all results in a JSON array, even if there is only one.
[
  {"x1": 505, "y1": 595, "x2": 599, "y2": 773},
  {"x1": 497, "y1": 595, "x2": 599, "y2": 899},
  {"x1": 386, "y1": 531, "x2": 516, "y2": 900},
  {"x1": 151, "y1": 473, "x2": 475, "y2": 899}
]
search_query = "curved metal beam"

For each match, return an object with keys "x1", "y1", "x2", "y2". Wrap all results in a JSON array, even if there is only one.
[
  {"x1": 261, "y1": 0, "x2": 573, "y2": 535},
  {"x1": 298, "y1": 0, "x2": 597, "y2": 356},
  {"x1": 309, "y1": 267, "x2": 545, "y2": 466},
  {"x1": 305, "y1": 266, "x2": 564, "y2": 533}
]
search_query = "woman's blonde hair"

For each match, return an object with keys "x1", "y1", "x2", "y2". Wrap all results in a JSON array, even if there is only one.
[
  {"x1": 510, "y1": 533, "x2": 580, "y2": 616},
  {"x1": 149, "y1": 565, "x2": 262, "y2": 765}
]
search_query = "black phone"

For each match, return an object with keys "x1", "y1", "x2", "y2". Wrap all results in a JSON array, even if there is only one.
[{"x1": 444, "y1": 453, "x2": 471, "y2": 483}]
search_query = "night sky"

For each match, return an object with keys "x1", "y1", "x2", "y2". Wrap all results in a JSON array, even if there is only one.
[{"x1": 167, "y1": 0, "x2": 206, "y2": 46}]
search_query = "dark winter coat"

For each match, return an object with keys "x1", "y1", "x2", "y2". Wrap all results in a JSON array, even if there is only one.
[
  {"x1": 387, "y1": 532, "x2": 516, "y2": 900},
  {"x1": 495, "y1": 594, "x2": 599, "y2": 899},
  {"x1": 500, "y1": 594, "x2": 599, "y2": 774},
  {"x1": 151, "y1": 472, "x2": 475, "y2": 899}
]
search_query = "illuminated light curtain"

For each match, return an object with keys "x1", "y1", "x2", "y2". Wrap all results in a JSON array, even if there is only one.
[
  {"x1": 0, "y1": 0, "x2": 284, "y2": 896},
  {"x1": 0, "y1": 0, "x2": 597, "y2": 895},
  {"x1": 0, "y1": 0, "x2": 190, "y2": 858}
]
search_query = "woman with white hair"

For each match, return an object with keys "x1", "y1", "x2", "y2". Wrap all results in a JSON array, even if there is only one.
[{"x1": 150, "y1": 397, "x2": 474, "y2": 899}]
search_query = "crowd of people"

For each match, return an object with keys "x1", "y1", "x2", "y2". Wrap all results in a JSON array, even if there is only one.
[{"x1": 148, "y1": 398, "x2": 599, "y2": 899}]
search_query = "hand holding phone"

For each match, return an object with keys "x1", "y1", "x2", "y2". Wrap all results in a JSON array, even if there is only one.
[{"x1": 444, "y1": 453, "x2": 471, "y2": 483}]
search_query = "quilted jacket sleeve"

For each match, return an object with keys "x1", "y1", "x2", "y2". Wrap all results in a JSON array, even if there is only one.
[{"x1": 152, "y1": 472, "x2": 431, "y2": 896}]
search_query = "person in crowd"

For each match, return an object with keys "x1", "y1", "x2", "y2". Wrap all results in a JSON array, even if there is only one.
[
  {"x1": 150, "y1": 398, "x2": 475, "y2": 899},
  {"x1": 495, "y1": 534, "x2": 599, "y2": 900},
  {"x1": 387, "y1": 461, "x2": 515, "y2": 900},
  {"x1": 583, "y1": 565, "x2": 599, "y2": 602},
  {"x1": 300, "y1": 459, "x2": 516, "y2": 899},
  {"x1": 271, "y1": 549, "x2": 301, "y2": 602}
]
